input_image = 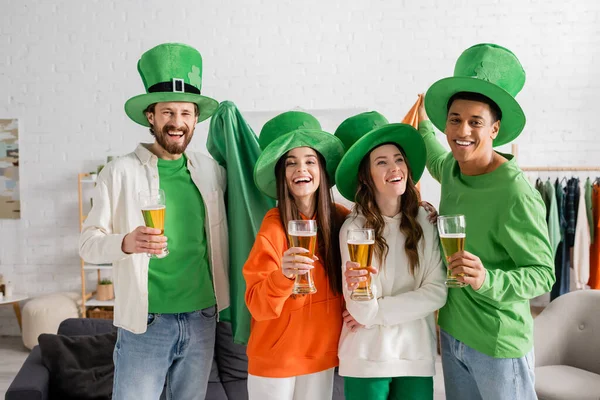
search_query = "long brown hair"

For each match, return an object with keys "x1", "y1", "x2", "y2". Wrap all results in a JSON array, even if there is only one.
[
  {"x1": 275, "y1": 150, "x2": 343, "y2": 295},
  {"x1": 354, "y1": 143, "x2": 423, "y2": 274}
]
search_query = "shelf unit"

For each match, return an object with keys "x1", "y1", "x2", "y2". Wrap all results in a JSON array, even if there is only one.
[{"x1": 78, "y1": 173, "x2": 115, "y2": 317}]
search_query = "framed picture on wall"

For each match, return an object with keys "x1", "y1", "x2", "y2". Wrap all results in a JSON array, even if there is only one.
[{"x1": 0, "y1": 118, "x2": 20, "y2": 219}]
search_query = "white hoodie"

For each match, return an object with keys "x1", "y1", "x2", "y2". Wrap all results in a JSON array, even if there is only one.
[{"x1": 338, "y1": 208, "x2": 447, "y2": 378}]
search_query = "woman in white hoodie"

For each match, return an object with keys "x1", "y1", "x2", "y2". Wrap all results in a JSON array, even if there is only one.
[{"x1": 334, "y1": 117, "x2": 447, "y2": 400}]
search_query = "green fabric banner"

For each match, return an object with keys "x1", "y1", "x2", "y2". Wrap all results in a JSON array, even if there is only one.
[{"x1": 207, "y1": 101, "x2": 275, "y2": 344}]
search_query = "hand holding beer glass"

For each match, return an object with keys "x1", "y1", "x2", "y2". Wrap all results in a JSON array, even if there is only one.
[
  {"x1": 138, "y1": 189, "x2": 169, "y2": 259},
  {"x1": 347, "y1": 228, "x2": 375, "y2": 301},
  {"x1": 286, "y1": 220, "x2": 318, "y2": 294},
  {"x1": 437, "y1": 215, "x2": 467, "y2": 288}
]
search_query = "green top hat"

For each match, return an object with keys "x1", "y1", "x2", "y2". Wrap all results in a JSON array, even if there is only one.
[
  {"x1": 425, "y1": 43, "x2": 526, "y2": 147},
  {"x1": 124, "y1": 43, "x2": 219, "y2": 126},
  {"x1": 254, "y1": 111, "x2": 345, "y2": 199},
  {"x1": 335, "y1": 118, "x2": 426, "y2": 202},
  {"x1": 334, "y1": 111, "x2": 389, "y2": 150}
]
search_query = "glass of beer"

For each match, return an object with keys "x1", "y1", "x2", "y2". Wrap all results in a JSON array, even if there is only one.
[
  {"x1": 287, "y1": 220, "x2": 317, "y2": 295},
  {"x1": 138, "y1": 189, "x2": 169, "y2": 259},
  {"x1": 347, "y1": 228, "x2": 375, "y2": 301},
  {"x1": 437, "y1": 215, "x2": 467, "y2": 288}
]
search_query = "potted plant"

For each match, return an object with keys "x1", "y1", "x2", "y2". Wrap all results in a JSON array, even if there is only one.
[{"x1": 96, "y1": 278, "x2": 114, "y2": 301}]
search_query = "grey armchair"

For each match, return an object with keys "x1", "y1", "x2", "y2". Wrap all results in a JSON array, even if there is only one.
[{"x1": 533, "y1": 290, "x2": 600, "y2": 400}]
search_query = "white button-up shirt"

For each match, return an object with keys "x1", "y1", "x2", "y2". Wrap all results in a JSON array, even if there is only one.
[{"x1": 79, "y1": 144, "x2": 230, "y2": 333}]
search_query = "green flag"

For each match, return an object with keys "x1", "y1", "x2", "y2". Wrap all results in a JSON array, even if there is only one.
[{"x1": 207, "y1": 101, "x2": 275, "y2": 344}]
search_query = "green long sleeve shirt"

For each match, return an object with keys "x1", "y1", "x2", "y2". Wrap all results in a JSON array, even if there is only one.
[{"x1": 419, "y1": 120, "x2": 555, "y2": 358}]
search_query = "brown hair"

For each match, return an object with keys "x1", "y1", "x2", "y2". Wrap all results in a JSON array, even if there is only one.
[
  {"x1": 144, "y1": 103, "x2": 200, "y2": 136},
  {"x1": 354, "y1": 143, "x2": 423, "y2": 274},
  {"x1": 275, "y1": 150, "x2": 343, "y2": 295}
]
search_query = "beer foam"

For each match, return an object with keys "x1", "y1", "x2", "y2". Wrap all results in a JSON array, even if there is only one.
[
  {"x1": 288, "y1": 230, "x2": 317, "y2": 237},
  {"x1": 347, "y1": 240, "x2": 375, "y2": 245},
  {"x1": 440, "y1": 233, "x2": 465, "y2": 238},
  {"x1": 141, "y1": 205, "x2": 165, "y2": 211}
]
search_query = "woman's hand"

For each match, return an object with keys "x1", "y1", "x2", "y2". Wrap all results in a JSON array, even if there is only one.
[
  {"x1": 344, "y1": 261, "x2": 377, "y2": 291},
  {"x1": 281, "y1": 247, "x2": 314, "y2": 279},
  {"x1": 343, "y1": 309, "x2": 364, "y2": 332}
]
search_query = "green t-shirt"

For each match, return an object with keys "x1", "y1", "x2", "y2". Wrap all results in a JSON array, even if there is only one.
[
  {"x1": 419, "y1": 120, "x2": 555, "y2": 358},
  {"x1": 148, "y1": 154, "x2": 216, "y2": 313}
]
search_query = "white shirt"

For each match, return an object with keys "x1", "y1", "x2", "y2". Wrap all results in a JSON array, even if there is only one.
[
  {"x1": 79, "y1": 144, "x2": 230, "y2": 333},
  {"x1": 338, "y1": 208, "x2": 447, "y2": 378}
]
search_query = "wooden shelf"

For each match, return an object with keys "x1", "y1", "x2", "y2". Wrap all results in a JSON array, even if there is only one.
[
  {"x1": 83, "y1": 263, "x2": 113, "y2": 270},
  {"x1": 79, "y1": 172, "x2": 114, "y2": 319},
  {"x1": 86, "y1": 296, "x2": 115, "y2": 307}
]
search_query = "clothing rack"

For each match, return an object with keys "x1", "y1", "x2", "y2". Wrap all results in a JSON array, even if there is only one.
[{"x1": 511, "y1": 144, "x2": 600, "y2": 172}]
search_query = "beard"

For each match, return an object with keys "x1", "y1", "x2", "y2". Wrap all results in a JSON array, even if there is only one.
[{"x1": 152, "y1": 123, "x2": 194, "y2": 155}]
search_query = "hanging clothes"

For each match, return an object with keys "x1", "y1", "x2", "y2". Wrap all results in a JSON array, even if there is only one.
[
  {"x1": 573, "y1": 179, "x2": 591, "y2": 289},
  {"x1": 585, "y1": 177, "x2": 594, "y2": 243},
  {"x1": 588, "y1": 181, "x2": 600, "y2": 289},
  {"x1": 550, "y1": 179, "x2": 570, "y2": 300},
  {"x1": 544, "y1": 179, "x2": 561, "y2": 258}
]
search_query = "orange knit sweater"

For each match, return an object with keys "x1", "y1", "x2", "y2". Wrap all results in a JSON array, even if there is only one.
[{"x1": 243, "y1": 205, "x2": 349, "y2": 377}]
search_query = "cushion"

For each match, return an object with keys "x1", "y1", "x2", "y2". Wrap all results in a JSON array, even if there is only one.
[
  {"x1": 39, "y1": 331, "x2": 116, "y2": 400},
  {"x1": 22, "y1": 292, "x2": 79, "y2": 349},
  {"x1": 214, "y1": 321, "x2": 248, "y2": 382},
  {"x1": 535, "y1": 365, "x2": 600, "y2": 400}
]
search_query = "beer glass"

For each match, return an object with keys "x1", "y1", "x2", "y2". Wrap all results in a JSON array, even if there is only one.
[
  {"x1": 347, "y1": 228, "x2": 375, "y2": 301},
  {"x1": 287, "y1": 220, "x2": 317, "y2": 294},
  {"x1": 437, "y1": 215, "x2": 467, "y2": 288},
  {"x1": 138, "y1": 189, "x2": 169, "y2": 259}
]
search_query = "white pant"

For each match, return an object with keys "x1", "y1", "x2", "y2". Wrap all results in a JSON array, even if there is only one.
[{"x1": 248, "y1": 368, "x2": 335, "y2": 400}]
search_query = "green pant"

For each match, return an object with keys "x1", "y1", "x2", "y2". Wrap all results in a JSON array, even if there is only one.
[{"x1": 344, "y1": 376, "x2": 433, "y2": 400}]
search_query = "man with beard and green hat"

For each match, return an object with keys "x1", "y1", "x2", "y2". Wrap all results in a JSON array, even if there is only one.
[
  {"x1": 79, "y1": 42, "x2": 228, "y2": 399},
  {"x1": 417, "y1": 43, "x2": 555, "y2": 399}
]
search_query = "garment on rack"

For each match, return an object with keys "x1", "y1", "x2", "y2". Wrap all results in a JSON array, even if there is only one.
[
  {"x1": 585, "y1": 177, "x2": 594, "y2": 243},
  {"x1": 573, "y1": 179, "x2": 591, "y2": 289},
  {"x1": 551, "y1": 179, "x2": 570, "y2": 300},
  {"x1": 544, "y1": 180, "x2": 561, "y2": 257},
  {"x1": 565, "y1": 178, "x2": 579, "y2": 248},
  {"x1": 589, "y1": 182, "x2": 600, "y2": 289}
]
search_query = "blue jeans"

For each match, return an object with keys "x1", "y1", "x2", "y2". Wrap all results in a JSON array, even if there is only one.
[
  {"x1": 112, "y1": 306, "x2": 217, "y2": 400},
  {"x1": 440, "y1": 329, "x2": 536, "y2": 400}
]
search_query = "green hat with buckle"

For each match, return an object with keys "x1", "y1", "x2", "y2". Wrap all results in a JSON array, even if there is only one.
[
  {"x1": 425, "y1": 43, "x2": 526, "y2": 147},
  {"x1": 125, "y1": 43, "x2": 219, "y2": 127},
  {"x1": 254, "y1": 111, "x2": 345, "y2": 199},
  {"x1": 334, "y1": 112, "x2": 426, "y2": 202}
]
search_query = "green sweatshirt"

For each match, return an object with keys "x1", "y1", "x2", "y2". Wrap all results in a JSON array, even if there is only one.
[{"x1": 419, "y1": 120, "x2": 555, "y2": 358}]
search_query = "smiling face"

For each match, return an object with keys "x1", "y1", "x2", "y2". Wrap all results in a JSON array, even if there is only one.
[
  {"x1": 284, "y1": 147, "x2": 321, "y2": 203},
  {"x1": 445, "y1": 99, "x2": 500, "y2": 165},
  {"x1": 146, "y1": 102, "x2": 198, "y2": 155},
  {"x1": 368, "y1": 144, "x2": 408, "y2": 202}
]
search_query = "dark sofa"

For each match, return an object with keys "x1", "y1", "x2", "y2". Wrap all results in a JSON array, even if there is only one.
[{"x1": 6, "y1": 318, "x2": 345, "y2": 399}]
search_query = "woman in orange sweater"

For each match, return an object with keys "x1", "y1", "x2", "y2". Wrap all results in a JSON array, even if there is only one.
[{"x1": 243, "y1": 111, "x2": 348, "y2": 400}]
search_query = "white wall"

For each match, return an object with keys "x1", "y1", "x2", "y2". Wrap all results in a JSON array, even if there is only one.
[{"x1": 1, "y1": 0, "x2": 599, "y2": 335}]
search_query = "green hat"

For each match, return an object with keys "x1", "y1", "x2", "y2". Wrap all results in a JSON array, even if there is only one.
[
  {"x1": 254, "y1": 111, "x2": 345, "y2": 199},
  {"x1": 124, "y1": 43, "x2": 219, "y2": 127},
  {"x1": 425, "y1": 43, "x2": 526, "y2": 147},
  {"x1": 258, "y1": 111, "x2": 321, "y2": 150},
  {"x1": 334, "y1": 111, "x2": 389, "y2": 150},
  {"x1": 335, "y1": 123, "x2": 426, "y2": 202}
]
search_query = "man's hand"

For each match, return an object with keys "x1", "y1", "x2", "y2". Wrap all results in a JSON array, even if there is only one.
[
  {"x1": 342, "y1": 309, "x2": 364, "y2": 332},
  {"x1": 344, "y1": 261, "x2": 378, "y2": 291},
  {"x1": 447, "y1": 251, "x2": 487, "y2": 291},
  {"x1": 418, "y1": 93, "x2": 429, "y2": 123},
  {"x1": 421, "y1": 201, "x2": 438, "y2": 224},
  {"x1": 122, "y1": 226, "x2": 167, "y2": 255}
]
